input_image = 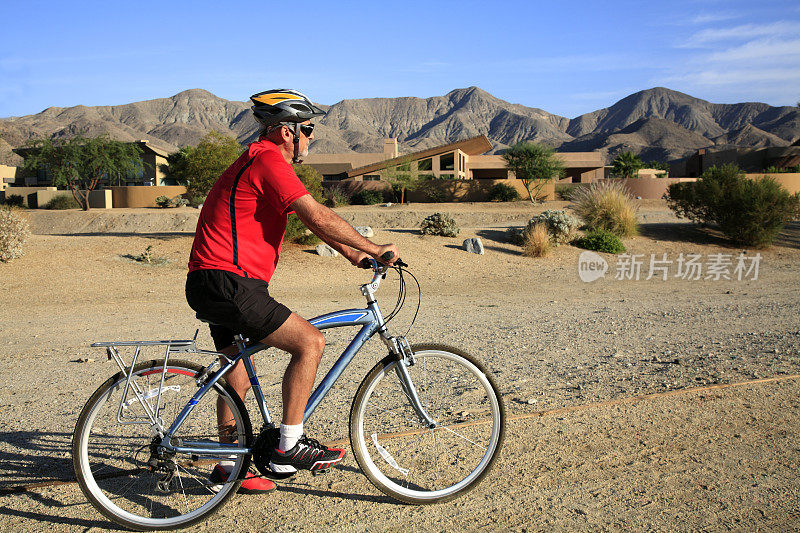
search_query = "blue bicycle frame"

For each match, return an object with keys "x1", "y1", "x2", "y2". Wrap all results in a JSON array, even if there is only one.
[{"x1": 155, "y1": 262, "x2": 431, "y2": 457}]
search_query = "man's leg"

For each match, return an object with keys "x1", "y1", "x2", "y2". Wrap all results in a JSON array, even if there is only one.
[
  {"x1": 259, "y1": 312, "x2": 325, "y2": 425},
  {"x1": 261, "y1": 313, "x2": 346, "y2": 473}
]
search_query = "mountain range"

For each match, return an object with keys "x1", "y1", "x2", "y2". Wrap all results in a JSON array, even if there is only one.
[{"x1": 1, "y1": 86, "x2": 798, "y2": 167}]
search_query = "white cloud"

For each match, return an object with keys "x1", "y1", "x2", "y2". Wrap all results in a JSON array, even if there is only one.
[
  {"x1": 707, "y1": 37, "x2": 800, "y2": 62},
  {"x1": 683, "y1": 21, "x2": 800, "y2": 46},
  {"x1": 690, "y1": 12, "x2": 740, "y2": 25}
]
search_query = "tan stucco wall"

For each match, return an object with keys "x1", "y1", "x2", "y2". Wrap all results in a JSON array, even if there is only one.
[
  {"x1": 596, "y1": 178, "x2": 698, "y2": 199},
  {"x1": 34, "y1": 189, "x2": 112, "y2": 209},
  {"x1": 0, "y1": 165, "x2": 17, "y2": 190},
  {"x1": 1, "y1": 187, "x2": 56, "y2": 207},
  {"x1": 747, "y1": 173, "x2": 800, "y2": 194},
  {"x1": 111, "y1": 186, "x2": 187, "y2": 208}
]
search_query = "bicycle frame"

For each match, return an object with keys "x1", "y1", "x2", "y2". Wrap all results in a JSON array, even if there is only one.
[{"x1": 160, "y1": 304, "x2": 381, "y2": 456}]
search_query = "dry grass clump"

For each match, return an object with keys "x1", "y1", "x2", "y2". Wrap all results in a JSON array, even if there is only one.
[
  {"x1": 522, "y1": 223, "x2": 551, "y2": 257},
  {"x1": 570, "y1": 180, "x2": 638, "y2": 237}
]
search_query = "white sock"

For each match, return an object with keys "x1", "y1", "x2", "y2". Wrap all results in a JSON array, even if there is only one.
[
  {"x1": 219, "y1": 458, "x2": 235, "y2": 474},
  {"x1": 279, "y1": 423, "x2": 303, "y2": 452}
]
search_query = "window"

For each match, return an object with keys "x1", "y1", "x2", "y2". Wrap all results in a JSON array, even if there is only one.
[
  {"x1": 323, "y1": 173, "x2": 347, "y2": 181},
  {"x1": 440, "y1": 153, "x2": 454, "y2": 171},
  {"x1": 418, "y1": 158, "x2": 432, "y2": 171},
  {"x1": 363, "y1": 174, "x2": 380, "y2": 181}
]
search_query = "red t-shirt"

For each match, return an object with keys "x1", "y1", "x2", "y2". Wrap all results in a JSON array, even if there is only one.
[{"x1": 188, "y1": 139, "x2": 309, "y2": 282}]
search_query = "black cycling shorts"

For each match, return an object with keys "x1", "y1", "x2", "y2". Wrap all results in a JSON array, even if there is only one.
[{"x1": 185, "y1": 269, "x2": 292, "y2": 350}]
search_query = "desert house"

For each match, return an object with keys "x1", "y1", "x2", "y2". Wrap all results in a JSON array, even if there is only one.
[
  {"x1": 4, "y1": 140, "x2": 185, "y2": 208},
  {"x1": 303, "y1": 135, "x2": 605, "y2": 201}
]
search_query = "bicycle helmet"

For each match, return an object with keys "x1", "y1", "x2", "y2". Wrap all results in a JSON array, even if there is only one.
[{"x1": 250, "y1": 89, "x2": 325, "y2": 128}]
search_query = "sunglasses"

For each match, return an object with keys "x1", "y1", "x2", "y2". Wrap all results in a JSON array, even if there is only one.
[{"x1": 299, "y1": 123, "x2": 314, "y2": 137}]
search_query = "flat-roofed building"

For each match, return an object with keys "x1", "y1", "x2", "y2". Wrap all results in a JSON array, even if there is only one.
[{"x1": 303, "y1": 135, "x2": 604, "y2": 191}]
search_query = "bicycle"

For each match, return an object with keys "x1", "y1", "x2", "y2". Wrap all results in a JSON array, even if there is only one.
[{"x1": 72, "y1": 258, "x2": 505, "y2": 530}]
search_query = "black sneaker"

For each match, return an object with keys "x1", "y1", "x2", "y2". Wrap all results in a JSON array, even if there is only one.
[{"x1": 269, "y1": 435, "x2": 346, "y2": 473}]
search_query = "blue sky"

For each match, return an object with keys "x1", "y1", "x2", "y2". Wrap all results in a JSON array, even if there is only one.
[{"x1": 1, "y1": 0, "x2": 798, "y2": 119}]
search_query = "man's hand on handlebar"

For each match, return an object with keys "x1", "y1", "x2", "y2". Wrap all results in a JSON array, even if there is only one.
[{"x1": 373, "y1": 244, "x2": 399, "y2": 265}]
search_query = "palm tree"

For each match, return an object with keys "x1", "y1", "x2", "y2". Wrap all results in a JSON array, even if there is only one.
[{"x1": 611, "y1": 151, "x2": 644, "y2": 179}]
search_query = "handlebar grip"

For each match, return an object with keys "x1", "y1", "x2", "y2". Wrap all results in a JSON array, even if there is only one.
[
  {"x1": 359, "y1": 257, "x2": 373, "y2": 269},
  {"x1": 381, "y1": 251, "x2": 395, "y2": 262}
]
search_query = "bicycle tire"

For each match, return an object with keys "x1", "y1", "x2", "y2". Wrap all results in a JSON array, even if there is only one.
[
  {"x1": 349, "y1": 343, "x2": 505, "y2": 504},
  {"x1": 72, "y1": 359, "x2": 252, "y2": 531}
]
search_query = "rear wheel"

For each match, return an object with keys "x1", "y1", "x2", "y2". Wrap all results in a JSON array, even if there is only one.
[
  {"x1": 349, "y1": 344, "x2": 504, "y2": 504},
  {"x1": 72, "y1": 359, "x2": 252, "y2": 530}
]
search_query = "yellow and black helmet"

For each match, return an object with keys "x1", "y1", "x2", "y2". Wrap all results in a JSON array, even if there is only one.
[{"x1": 250, "y1": 89, "x2": 325, "y2": 127}]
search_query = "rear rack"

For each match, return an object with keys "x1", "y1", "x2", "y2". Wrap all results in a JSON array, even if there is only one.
[{"x1": 90, "y1": 333, "x2": 221, "y2": 430}]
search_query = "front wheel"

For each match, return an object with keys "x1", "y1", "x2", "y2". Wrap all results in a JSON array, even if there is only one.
[
  {"x1": 349, "y1": 344, "x2": 505, "y2": 504},
  {"x1": 72, "y1": 359, "x2": 252, "y2": 531}
]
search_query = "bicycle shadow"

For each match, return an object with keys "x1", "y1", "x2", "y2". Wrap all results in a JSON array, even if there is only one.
[{"x1": 0, "y1": 431, "x2": 74, "y2": 492}]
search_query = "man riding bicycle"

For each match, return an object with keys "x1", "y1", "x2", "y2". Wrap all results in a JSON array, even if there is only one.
[{"x1": 185, "y1": 89, "x2": 399, "y2": 493}]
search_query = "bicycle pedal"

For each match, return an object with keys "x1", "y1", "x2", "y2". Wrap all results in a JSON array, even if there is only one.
[{"x1": 312, "y1": 468, "x2": 331, "y2": 476}]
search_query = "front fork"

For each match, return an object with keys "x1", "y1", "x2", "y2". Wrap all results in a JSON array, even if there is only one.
[{"x1": 382, "y1": 335, "x2": 437, "y2": 428}]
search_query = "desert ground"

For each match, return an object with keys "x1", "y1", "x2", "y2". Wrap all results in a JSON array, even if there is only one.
[{"x1": 0, "y1": 201, "x2": 798, "y2": 531}]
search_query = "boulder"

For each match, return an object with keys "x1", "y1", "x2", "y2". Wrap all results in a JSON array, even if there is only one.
[
  {"x1": 315, "y1": 244, "x2": 339, "y2": 257},
  {"x1": 462, "y1": 237, "x2": 484, "y2": 255},
  {"x1": 354, "y1": 226, "x2": 374, "y2": 238}
]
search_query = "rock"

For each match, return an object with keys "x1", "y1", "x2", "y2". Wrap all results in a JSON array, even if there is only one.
[
  {"x1": 382, "y1": 203, "x2": 392, "y2": 207},
  {"x1": 527, "y1": 398, "x2": 538, "y2": 405},
  {"x1": 462, "y1": 237, "x2": 484, "y2": 255},
  {"x1": 354, "y1": 226, "x2": 374, "y2": 238},
  {"x1": 315, "y1": 244, "x2": 339, "y2": 257}
]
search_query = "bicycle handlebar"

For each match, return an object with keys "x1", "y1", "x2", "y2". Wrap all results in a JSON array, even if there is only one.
[{"x1": 359, "y1": 252, "x2": 407, "y2": 270}]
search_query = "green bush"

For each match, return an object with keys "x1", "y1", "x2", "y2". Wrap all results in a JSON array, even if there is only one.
[
  {"x1": 666, "y1": 164, "x2": 800, "y2": 248},
  {"x1": 487, "y1": 183, "x2": 520, "y2": 202},
  {"x1": 155, "y1": 195, "x2": 173, "y2": 208},
  {"x1": 572, "y1": 230, "x2": 626, "y2": 254},
  {"x1": 43, "y1": 194, "x2": 80, "y2": 210},
  {"x1": 188, "y1": 194, "x2": 206, "y2": 208},
  {"x1": 0, "y1": 205, "x2": 30, "y2": 262},
  {"x1": 570, "y1": 180, "x2": 638, "y2": 237},
  {"x1": 323, "y1": 184, "x2": 350, "y2": 207},
  {"x1": 2, "y1": 194, "x2": 25, "y2": 207},
  {"x1": 555, "y1": 183, "x2": 582, "y2": 201},
  {"x1": 351, "y1": 189, "x2": 384, "y2": 205},
  {"x1": 284, "y1": 214, "x2": 321, "y2": 245},
  {"x1": 420, "y1": 212, "x2": 459, "y2": 237}
]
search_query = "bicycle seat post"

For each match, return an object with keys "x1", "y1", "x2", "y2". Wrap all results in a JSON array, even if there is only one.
[{"x1": 233, "y1": 334, "x2": 248, "y2": 354}]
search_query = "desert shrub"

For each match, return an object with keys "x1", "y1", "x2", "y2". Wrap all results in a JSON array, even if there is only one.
[
  {"x1": 666, "y1": 164, "x2": 800, "y2": 248},
  {"x1": 284, "y1": 214, "x2": 321, "y2": 245},
  {"x1": 174, "y1": 197, "x2": 189, "y2": 207},
  {"x1": 351, "y1": 189, "x2": 384, "y2": 205},
  {"x1": 488, "y1": 183, "x2": 520, "y2": 202},
  {"x1": 765, "y1": 164, "x2": 800, "y2": 174},
  {"x1": 522, "y1": 223, "x2": 551, "y2": 257},
  {"x1": 508, "y1": 210, "x2": 580, "y2": 246},
  {"x1": 42, "y1": 194, "x2": 80, "y2": 210},
  {"x1": 531, "y1": 210, "x2": 580, "y2": 244},
  {"x1": 2, "y1": 194, "x2": 24, "y2": 207},
  {"x1": 188, "y1": 194, "x2": 206, "y2": 208},
  {"x1": 323, "y1": 184, "x2": 350, "y2": 207},
  {"x1": 0, "y1": 206, "x2": 31, "y2": 262},
  {"x1": 423, "y1": 185, "x2": 447, "y2": 203},
  {"x1": 570, "y1": 180, "x2": 638, "y2": 237},
  {"x1": 420, "y1": 212, "x2": 459, "y2": 237},
  {"x1": 572, "y1": 229, "x2": 626, "y2": 254},
  {"x1": 555, "y1": 183, "x2": 582, "y2": 201},
  {"x1": 155, "y1": 195, "x2": 173, "y2": 208}
]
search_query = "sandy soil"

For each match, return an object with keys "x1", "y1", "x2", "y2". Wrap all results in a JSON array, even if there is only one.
[{"x1": 0, "y1": 201, "x2": 798, "y2": 531}]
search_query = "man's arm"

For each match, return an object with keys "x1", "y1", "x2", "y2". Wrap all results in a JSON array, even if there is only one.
[{"x1": 290, "y1": 194, "x2": 398, "y2": 265}]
